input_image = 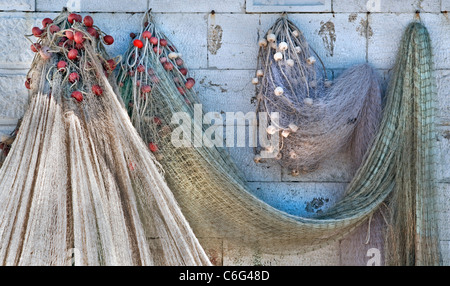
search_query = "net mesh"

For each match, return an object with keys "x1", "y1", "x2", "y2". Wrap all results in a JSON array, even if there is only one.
[
  {"x1": 119, "y1": 13, "x2": 441, "y2": 265},
  {"x1": 0, "y1": 11, "x2": 211, "y2": 266}
]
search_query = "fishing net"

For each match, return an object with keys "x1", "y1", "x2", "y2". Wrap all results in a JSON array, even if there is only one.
[
  {"x1": 254, "y1": 16, "x2": 382, "y2": 174},
  {"x1": 383, "y1": 21, "x2": 441, "y2": 266},
  {"x1": 119, "y1": 14, "x2": 440, "y2": 265},
  {"x1": 0, "y1": 11, "x2": 211, "y2": 266}
]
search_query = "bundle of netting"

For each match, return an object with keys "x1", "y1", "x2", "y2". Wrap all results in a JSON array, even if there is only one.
[
  {"x1": 382, "y1": 21, "x2": 441, "y2": 266},
  {"x1": 254, "y1": 16, "x2": 382, "y2": 174},
  {"x1": 0, "y1": 10, "x2": 211, "y2": 266},
  {"x1": 119, "y1": 12, "x2": 440, "y2": 265}
]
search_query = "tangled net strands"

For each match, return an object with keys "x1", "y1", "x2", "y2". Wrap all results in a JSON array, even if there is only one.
[
  {"x1": 0, "y1": 11, "x2": 211, "y2": 266},
  {"x1": 253, "y1": 16, "x2": 382, "y2": 174},
  {"x1": 120, "y1": 13, "x2": 441, "y2": 265}
]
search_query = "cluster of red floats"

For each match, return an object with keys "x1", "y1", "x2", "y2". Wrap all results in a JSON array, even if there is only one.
[
  {"x1": 26, "y1": 13, "x2": 117, "y2": 103},
  {"x1": 27, "y1": 15, "x2": 200, "y2": 155},
  {"x1": 125, "y1": 28, "x2": 199, "y2": 155},
  {"x1": 125, "y1": 28, "x2": 196, "y2": 99}
]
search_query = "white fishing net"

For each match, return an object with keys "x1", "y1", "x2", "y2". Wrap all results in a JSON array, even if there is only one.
[{"x1": 254, "y1": 16, "x2": 382, "y2": 174}]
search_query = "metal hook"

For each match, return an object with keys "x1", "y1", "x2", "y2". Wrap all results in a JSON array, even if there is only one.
[{"x1": 415, "y1": 10, "x2": 421, "y2": 21}]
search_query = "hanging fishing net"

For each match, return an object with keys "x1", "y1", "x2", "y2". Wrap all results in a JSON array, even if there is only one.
[
  {"x1": 382, "y1": 21, "x2": 441, "y2": 266},
  {"x1": 0, "y1": 10, "x2": 211, "y2": 266},
  {"x1": 253, "y1": 16, "x2": 382, "y2": 174},
  {"x1": 119, "y1": 14, "x2": 440, "y2": 265}
]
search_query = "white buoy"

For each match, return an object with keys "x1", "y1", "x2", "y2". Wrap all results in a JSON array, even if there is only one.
[
  {"x1": 286, "y1": 59, "x2": 295, "y2": 67},
  {"x1": 267, "y1": 33, "x2": 276, "y2": 42},
  {"x1": 274, "y1": 52, "x2": 283, "y2": 61},
  {"x1": 278, "y1": 41, "x2": 288, "y2": 51},
  {"x1": 274, "y1": 86, "x2": 284, "y2": 96},
  {"x1": 266, "y1": 125, "x2": 277, "y2": 135},
  {"x1": 304, "y1": 97, "x2": 314, "y2": 105},
  {"x1": 306, "y1": 56, "x2": 316, "y2": 65}
]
